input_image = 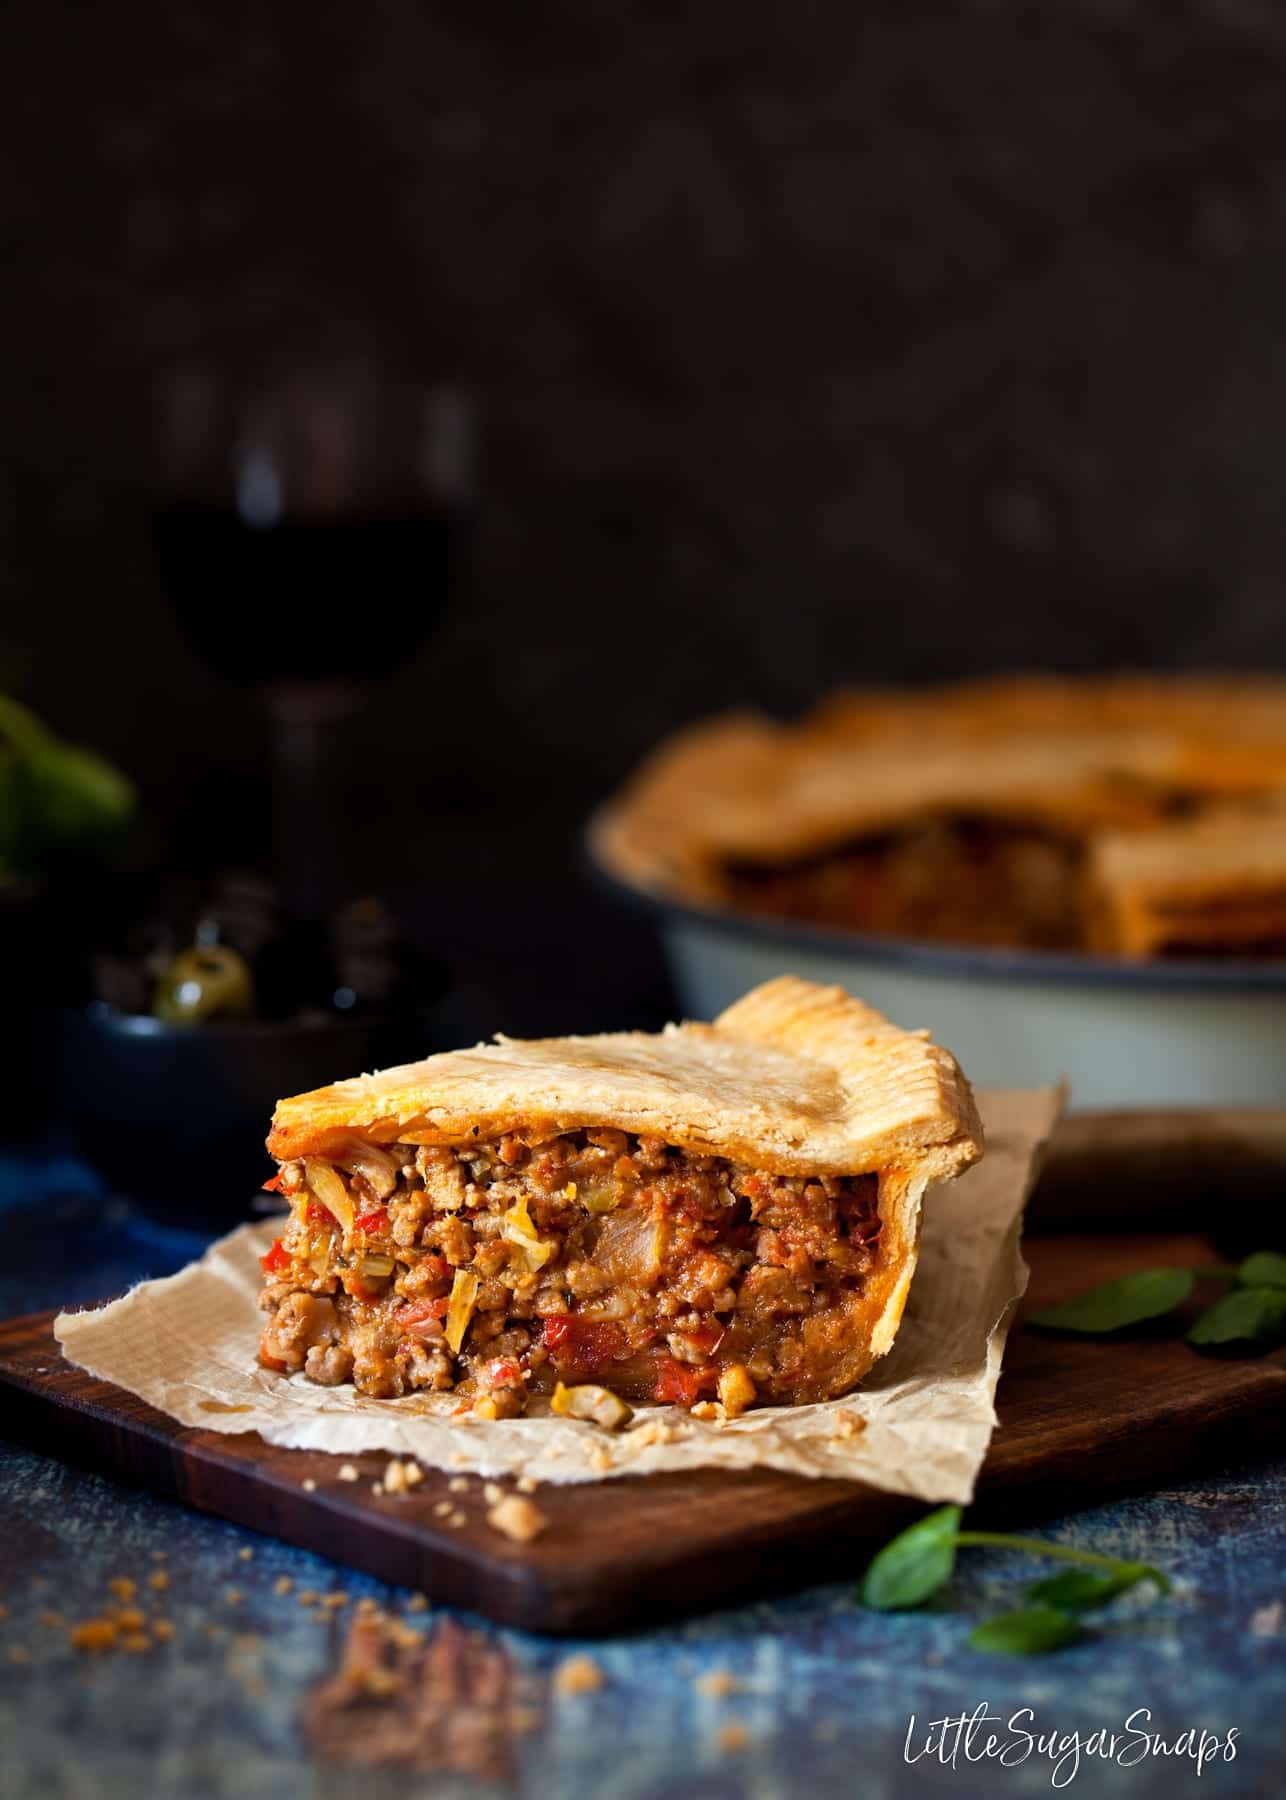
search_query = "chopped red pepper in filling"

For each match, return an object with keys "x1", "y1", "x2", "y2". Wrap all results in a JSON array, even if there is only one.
[
  {"x1": 260, "y1": 1237, "x2": 292, "y2": 1275},
  {"x1": 652, "y1": 1357, "x2": 720, "y2": 1405},
  {"x1": 354, "y1": 1208, "x2": 390, "y2": 1235},
  {"x1": 542, "y1": 1315, "x2": 628, "y2": 1375}
]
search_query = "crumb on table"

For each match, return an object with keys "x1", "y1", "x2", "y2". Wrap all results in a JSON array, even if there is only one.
[{"x1": 553, "y1": 1654, "x2": 605, "y2": 1695}]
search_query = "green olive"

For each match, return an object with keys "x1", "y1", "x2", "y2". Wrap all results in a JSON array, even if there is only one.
[{"x1": 153, "y1": 945, "x2": 255, "y2": 1026}]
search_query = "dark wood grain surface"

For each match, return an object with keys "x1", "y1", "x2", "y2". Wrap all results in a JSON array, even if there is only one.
[{"x1": 2, "y1": 1220, "x2": 1282, "y2": 1633}]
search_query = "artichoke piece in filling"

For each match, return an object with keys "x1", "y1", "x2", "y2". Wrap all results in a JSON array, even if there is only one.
[{"x1": 256, "y1": 1127, "x2": 884, "y2": 1417}]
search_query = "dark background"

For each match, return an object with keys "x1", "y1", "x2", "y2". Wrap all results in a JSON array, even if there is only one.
[{"x1": 7, "y1": 0, "x2": 1286, "y2": 1027}]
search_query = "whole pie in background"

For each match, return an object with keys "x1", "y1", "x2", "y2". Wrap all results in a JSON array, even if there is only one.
[{"x1": 592, "y1": 674, "x2": 1286, "y2": 959}]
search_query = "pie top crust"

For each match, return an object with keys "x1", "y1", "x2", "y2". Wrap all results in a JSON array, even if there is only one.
[
  {"x1": 592, "y1": 675, "x2": 1286, "y2": 925},
  {"x1": 267, "y1": 975, "x2": 983, "y2": 1184}
]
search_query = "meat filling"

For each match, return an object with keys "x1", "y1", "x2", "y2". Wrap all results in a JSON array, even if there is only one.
[
  {"x1": 256, "y1": 1130, "x2": 884, "y2": 1416},
  {"x1": 722, "y1": 817, "x2": 1086, "y2": 950}
]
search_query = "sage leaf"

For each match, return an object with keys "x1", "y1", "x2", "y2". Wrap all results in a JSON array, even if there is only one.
[
  {"x1": 1026, "y1": 1563, "x2": 1165, "y2": 1612},
  {"x1": 968, "y1": 1606, "x2": 1082, "y2": 1655},
  {"x1": 1028, "y1": 1269, "x2": 1194, "y2": 1335},
  {"x1": 1238, "y1": 1252, "x2": 1286, "y2": 1292},
  {"x1": 859, "y1": 1505, "x2": 961, "y2": 1611},
  {"x1": 1187, "y1": 1285, "x2": 1286, "y2": 1351}
]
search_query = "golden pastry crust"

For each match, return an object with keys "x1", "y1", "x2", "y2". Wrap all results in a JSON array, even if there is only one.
[
  {"x1": 1088, "y1": 802, "x2": 1286, "y2": 957},
  {"x1": 268, "y1": 975, "x2": 982, "y2": 1180}
]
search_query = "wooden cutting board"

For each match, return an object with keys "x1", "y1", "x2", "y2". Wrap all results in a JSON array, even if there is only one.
[{"x1": 2, "y1": 1112, "x2": 1284, "y2": 1635}]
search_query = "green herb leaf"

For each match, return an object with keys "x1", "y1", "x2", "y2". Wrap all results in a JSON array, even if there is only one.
[
  {"x1": 1028, "y1": 1269, "x2": 1194, "y2": 1335},
  {"x1": 1238, "y1": 1252, "x2": 1286, "y2": 1292},
  {"x1": 1187, "y1": 1285, "x2": 1286, "y2": 1351},
  {"x1": 858, "y1": 1505, "x2": 961, "y2": 1611},
  {"x1": 968, "y1": 1606, "x2": 1082, "y2": 1656},
  {"x1": 1026, "y1": 1563, "x2": 1166, "y2": 1612}
]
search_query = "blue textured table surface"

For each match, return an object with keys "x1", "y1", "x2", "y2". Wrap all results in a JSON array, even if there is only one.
[{"x1": 1, "y1": 1150, "x2": 1283, "y2": 1800}]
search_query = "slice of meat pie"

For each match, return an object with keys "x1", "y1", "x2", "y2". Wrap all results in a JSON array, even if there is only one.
[{"x1": 257, "y1": 977, "x2": 982, "y2": 1419}]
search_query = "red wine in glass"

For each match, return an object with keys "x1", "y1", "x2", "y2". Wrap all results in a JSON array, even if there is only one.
[{"x1": 150, "y1": 365, "x2": 473, "y2": 915}]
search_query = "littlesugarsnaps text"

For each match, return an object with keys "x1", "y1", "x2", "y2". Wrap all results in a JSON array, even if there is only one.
[{"x1": 903, "y1": 1704, "x2": 1238, "y2": 1788}]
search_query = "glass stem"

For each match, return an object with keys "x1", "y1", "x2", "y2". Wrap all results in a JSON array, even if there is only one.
[{"x1": 264, "y1": 681, "x2": 358, "y2": 920}]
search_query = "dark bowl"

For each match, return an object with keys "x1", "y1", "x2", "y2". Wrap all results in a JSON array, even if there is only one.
[{"x1": 45, "y1": 997, "x2": 445, "y2": 1231}]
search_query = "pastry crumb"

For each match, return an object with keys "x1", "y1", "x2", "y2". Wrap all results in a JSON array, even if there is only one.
[
  {"x1": 237, "y1": 1546, "x2": 254, "y2": 1561},
  {"x1": 716, "y1": 1722, "x2": 750, "y2": 1754},
  {"x1": 1250, "y1": 1601, "x2": 1282, "y2": 1637},
  {"x1": 626, "y1": 1418, "x2": 676, "y2": 1450},
  {"x1": 119, "y1": 1632, "x2": 151, "y2": 1655},
  {"x1": 148, "y1": 1570, "x2": 169, "y2": 1592},
  {"x1": 273, "y1": 1576, "x2": 293, "y2": 1597},
  {"x1": 114, "y1": 1609, "x2": 147, "y2": 1633},
  {"x1": 338, "y1": 1463, "x2": 360, "y2": 1482},
  {"x1": 151, "y1": 1620, "x2": 175, "y2": 1642},
  {"x1": 553, "y1": 1653, "x2": 604, "y2": 1695},
  {"x1": 70, "y1": 1619, "x2": 117, "y2": 1654},
  {"x1": 516, "y1": 1475, "x2": 539, "y2": 1494},
  {"x1": 486, "y1": 1495, "x2": 548, "y2": 1543},
  {"x1": 483, "y1": 1482, "x2": 503, "y2": 1505},
  {"x1": 448, "y1": 1476, "x2": 468, "y2": 1493},
  {"x1": 449, "y1": 1510, "x2": 468, "y2": 1529},
  {"x1": 695, "y1": 1668, "x2": 739, "y2": 1698},
  {"x1": 832, "y1": 1408, "x2": 866, "y2": 1440},
  {"x1": 107, "y1": 1578, "x2": 136, "y2": 1603},
  {"x1": 225, "y1": 1588, "x2": 242, "y2": 1606},
  {"x1": 689, "y1": 1402, "x2": 722, "y2": 1422},
  {"x1": 302, "y1": 1478, "x2": 317, "y2": 1492},
  {"x1": 297, "y1": 1589, "x2": 320, "y2": 1607},
  {"x1": 406, "y1": 1593, "x2": 429, "y2": 1613},
  {"x1": 38, "y1": 1610, "x2": 64, "y2": 1630},
  {"x1": 321, "y1": 1593, "x2": 348, "y2": 1610},
  {"x1": 433, "y1": 1500, "x2": 452, "y2": 1518}
]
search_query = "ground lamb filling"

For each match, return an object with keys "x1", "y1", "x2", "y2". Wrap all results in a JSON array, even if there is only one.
[
  {"x1": 257, "y1": 1129, "x2": 883, "y2": 1418},
  {"x1": 722, "y1": 818, "x2": 1087, "y2": 951}
]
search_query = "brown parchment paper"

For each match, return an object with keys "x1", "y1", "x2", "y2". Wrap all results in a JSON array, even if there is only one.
[{"x1": 55, "y1": 1087, "x2": 1060, "y2": 1503}]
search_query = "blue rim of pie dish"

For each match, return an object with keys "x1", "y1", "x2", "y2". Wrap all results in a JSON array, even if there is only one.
[{"x1": 583, "y1": 815, "x2": 1286, "y2": 994}]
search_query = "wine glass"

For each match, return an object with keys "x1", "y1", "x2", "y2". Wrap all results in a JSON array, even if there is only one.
[{"x1": 151, "y1": 357, "x2": 474, "y2": 918}]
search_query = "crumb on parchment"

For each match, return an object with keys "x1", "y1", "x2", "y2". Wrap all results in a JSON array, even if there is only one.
[
  {"x1": 716, "y1": 1722, "x2": 750, "y2": 1754},
  {"x1": 832, "y1": 1408, "x2": 866, "y2": 1440},
  {"x1": 553, "y1": 1654, "x2": 604, "y2": 1695},
  {"x1": 695, "y1": 1668, "x2": 739, "y2": 1698},
  {"x1": 486, "y1": 1495, "x2": 548, "y2": 1543}
]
